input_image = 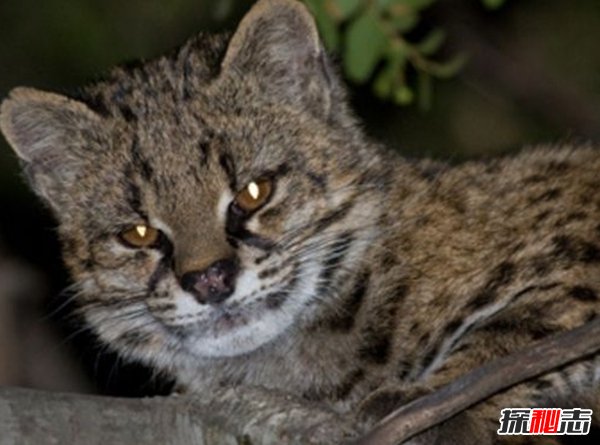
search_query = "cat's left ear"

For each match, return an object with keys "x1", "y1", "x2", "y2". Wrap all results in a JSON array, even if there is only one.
[
  {"x1": 221, "y1": 0, "x2": 337, "y2": 116},
  {"x1": 0, "y1": 87, "x2": 103, "y2": 210}
]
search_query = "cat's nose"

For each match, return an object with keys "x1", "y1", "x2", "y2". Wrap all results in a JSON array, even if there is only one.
[{"x1": 179, "y1": 258, "x2": 239, "y2": 304}]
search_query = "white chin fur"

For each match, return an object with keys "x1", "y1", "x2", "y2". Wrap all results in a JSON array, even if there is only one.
[
  {"x1": 185, "y1": 306, "x2": 298, "y2": 357},
  {"x1": 178, "y1": 259, "x2": 320, "y2": 358}
]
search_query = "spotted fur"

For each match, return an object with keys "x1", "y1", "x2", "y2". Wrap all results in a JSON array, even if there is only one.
[{"x1": 1, "y1": 0, "x2": 599, "y2": 443}]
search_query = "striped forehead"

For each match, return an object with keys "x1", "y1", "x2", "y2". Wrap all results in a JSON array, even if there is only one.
[{"x1": 121, "y1": 129, "x2": 232, "y2": 218}]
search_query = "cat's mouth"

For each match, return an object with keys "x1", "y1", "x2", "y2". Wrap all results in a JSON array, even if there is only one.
[
  {"x1": 211, "y1": 308, "x2": 249, "y2": 332},
  {"x1": 166, "y1": 262, "x2": 317, "y2": 357}
]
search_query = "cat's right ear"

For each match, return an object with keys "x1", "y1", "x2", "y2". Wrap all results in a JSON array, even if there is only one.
[
  {"x1": 0, "y1": 87, "x2": 103, "y2": 210},
  {"x1": 220, "y1": 0, "x2": 339, "y2": 116}
]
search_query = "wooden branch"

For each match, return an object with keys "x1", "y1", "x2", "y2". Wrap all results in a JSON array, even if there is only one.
[
  {"x1": 0, "y1": 384, "x2": 357, "y2": 445},
  {"x1": 355, "y1": 318, "x2": 600, "y2": 445},
  {"x1": 1, "y1": 319, "x2": 598, "y2": 445}
]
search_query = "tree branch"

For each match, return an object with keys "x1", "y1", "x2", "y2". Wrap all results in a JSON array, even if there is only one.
[
  {"x1": 1, "y1": 319, "x2": 598, "y2": 445},
  {"x1": 0, "y1": 384, "x2": 357, "y2": 445},
  {"x1": 355, "y1": 318, "x2": 600, "y2": 445}
]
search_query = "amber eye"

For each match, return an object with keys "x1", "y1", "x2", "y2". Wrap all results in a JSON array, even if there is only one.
[
  {"x1": 119, "y1": 224, "x2": 160, "y2": 248},
  {"x1": 233, "y1": 178, "x2": 273, "y2": 213}
]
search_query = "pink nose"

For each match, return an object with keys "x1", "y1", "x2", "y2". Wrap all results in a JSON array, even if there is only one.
[{"x1": 179, "y1": 258, "x2": 239, "y2": 304}]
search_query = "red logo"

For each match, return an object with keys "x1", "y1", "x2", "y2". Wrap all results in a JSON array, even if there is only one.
[{"x1": 498, "y1": 408, "x2": 592, "y2": 435}]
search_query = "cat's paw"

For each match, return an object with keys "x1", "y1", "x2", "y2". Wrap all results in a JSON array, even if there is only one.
[{"x1": 204, "y1": 384, "x2": 361, "y2": 444}]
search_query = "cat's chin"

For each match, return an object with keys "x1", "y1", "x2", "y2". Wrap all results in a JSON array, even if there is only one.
[
  {"x1": 179, "y1": 286, "x2": 310, "y2": 358},
  {"x1": 165, "y1": 260, "x2": 323, "y2": 358},
  {"x1": 181, "y1": 307, "x2": 297, "y2": 357}
]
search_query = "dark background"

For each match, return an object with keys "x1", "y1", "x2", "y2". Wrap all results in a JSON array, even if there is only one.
[{"x1": 0, "y1": 0, "x2": 599, "y2": 397}]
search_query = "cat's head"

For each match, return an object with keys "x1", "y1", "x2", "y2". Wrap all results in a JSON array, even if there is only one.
[{"x1": 0, "y1": 0, "x2": 386, "y2": 369}]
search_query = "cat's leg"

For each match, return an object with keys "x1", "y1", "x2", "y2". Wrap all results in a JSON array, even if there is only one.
[{"x1": 356, "y1": 289, "x2": 599, "y2": 444}]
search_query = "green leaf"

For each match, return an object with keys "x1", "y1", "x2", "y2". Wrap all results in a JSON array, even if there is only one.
[
  {"x1": 376, "y1": 0, "x2": 394, "y2": 9},
  {"x1": 373, "y1": 68, "x2": 394, "y2": 98},
  {"x1": 481, "y1": 0, "x2": 505, "y2": 10},
  {"x1": 330, "y1": 0, "x2": 361, "y2": 20},
  {"x1": 390, "y1": 11, "x2": 418, "y2": 33},
  {"x1": 304, "y1": 0, "x2": 340, "y2": 49},
  {"x1": 389, "y1": 38, "x2": 411, "y2": 60},
  {"x1": 385, "y1": 1, "x2": 425, "y2": 33},
  {"x1": 317, "y1": 14, "x2": 340, "y2": 50},
  {"x1": 393, "y1": 85, "x2": 414, "y2": 105},
  {"x1": 344, "y1": 11, "x2": 388, "y2": 83},
  {"x1": 373, "y1": 50, "x2": 408, "y2": 100},
  {"x1": 417, "y1": 29, "x2": 446, "y2": 55}
]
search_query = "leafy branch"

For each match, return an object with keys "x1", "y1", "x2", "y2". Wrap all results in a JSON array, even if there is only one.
[{"x1": 303, "y1": 0, "x2": 506, "y2": 108}]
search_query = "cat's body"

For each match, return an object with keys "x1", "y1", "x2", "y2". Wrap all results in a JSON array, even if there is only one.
[{"x1": 1, "y1": 0, "x2": 598, "y2": 443}]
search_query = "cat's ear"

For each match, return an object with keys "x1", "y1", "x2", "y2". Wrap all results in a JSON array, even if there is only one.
[
  {"x1": 221, "y1": 0, "x2": 336, "y2": 115},
  {"x1": 0, "y1": 87, "x2": 103, "y2": 210}
]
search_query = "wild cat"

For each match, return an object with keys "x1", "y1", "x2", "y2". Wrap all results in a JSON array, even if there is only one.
[{"x1": 1, "y1": 0, "x2": 598, "y2": 443}]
